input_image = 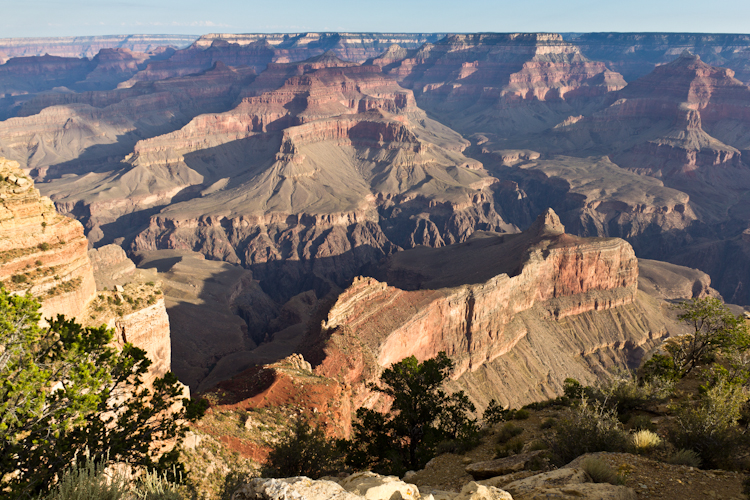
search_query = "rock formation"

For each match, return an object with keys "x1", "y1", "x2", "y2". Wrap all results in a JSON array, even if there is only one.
[
  {"x1": 123, "y1": 33, "x2": 446, "y2": 86},
  {"x1": 0, "y1": 156, "x2": 173, "y2": 383},
  {"x1": 0, "y1": 157, "x2": 96, "y2": 321},
  {"x1": 230, "y1": 467, "x2": 637, "y2": 500},
  {"x1": 567, "y1": 32, "x2": 750, "y2": 84},
  {"x1": 302, "y1": 209, "x2": 686, "y2": 411},
  {"x1": 0, "y1": 34, "x2": 198, "y2": 61},
  {"x1": 371, "y1": 33, "x2": 626, "y2": 137},
  {"x1": 88, "y1": 244, "x2": 136, "y2": 290},
  {"x1": 116, "y1": 57, "x2": 516, "y2": 300},
  {"x1": 550, "y1": 53, "x2": 750, "y2": 203},
  {"x1": 85, "y1": 280, "x2": 172, "y2": 383}
]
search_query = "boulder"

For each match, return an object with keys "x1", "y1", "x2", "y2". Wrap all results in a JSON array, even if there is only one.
[
  {"x1": 454, "y1": 482, "x2": 513, "y2": 500},
  {"x1": 504, "y1": 468, "x2": 636, "y2": 500},
  {"x1": 465, "y1": 451, "x2": 546, "y2": 479},
  {"x1": 508, "y1": 483, "x2": 635, "y2": 500},
  {"x1": 339, "y1": 471, "x2": 421, "y2": 499},
  {"x1": 504, "y1": 468, "x2": 589, "y2": 491},
  {"x1": 232, "y1": 477, "x2": 362, "y2": 500}
]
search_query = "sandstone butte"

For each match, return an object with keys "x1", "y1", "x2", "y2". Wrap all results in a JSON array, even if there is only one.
[
  {"x1": 293, "y1": 209, "x2": 688, "y2": 419},
  {"x1": 0, "y1": 156, "x2": 172, "y2": 382}
]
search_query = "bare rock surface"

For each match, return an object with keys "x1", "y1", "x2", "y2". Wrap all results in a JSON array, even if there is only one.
[
  {"x1": 0, "y1": 157, "x2": 96, "y2": 321},
  {"x1": 232, "y1": 477, "x2": 362, "y2": 500},
  {"x1": 503, "y1": 468, "x2": 637, "y2": 499},
  {"x1": 88, "y1": 243, "x2": 136, "y2": 289},
  {"x1": 303, "y1": 209, "x2": 688, "y2": 412},
  {"x1": 465, "y1": 452, "x2": 546, "y2": 480},
  {"x1": 637, "y1": 258, "x2": 719, "y2": 300},
  {"x1": 339, "y1": 471, "x2": 421, "y2": 499}
]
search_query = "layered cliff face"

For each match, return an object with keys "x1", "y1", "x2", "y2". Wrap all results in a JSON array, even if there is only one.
[
  {"x1": 0, "y1": 157, "x2": 96, "y2": 321},
  {"x1": 0, "y1": 158, "x2": 173, "y2": 383},
  {"x1": 371, "y1": 33, "x2": 626, "y2": 137},
  {"x1": 0, "y1": 35, "x2": 198, "y2": 61},
  {"x1": 85, "y1": 280, "x2": 172, "y2": 383},
  {"x1": 122, "y1": 33, "x2": 447, "y2": 86},
  {"x1": 567, "y1": 33, "x2": 750, "y2": 85},
  {"x1": 546, "y1": 53, "x2": 750, "y2": 221},
  {"x1": 110, "y1": 58, "x2": 519, "y2": 300},
  {"x1": 303, "y1": 209, "x2": 686, "y2": 410}
]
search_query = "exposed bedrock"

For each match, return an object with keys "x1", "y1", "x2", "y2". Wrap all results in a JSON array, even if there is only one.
[
  {"x1": 0, "y1": 157, "x2": 174, "y2": 385},
  {"x1": 566, "y1": 32, "x2": 750, "y2": 84},
  {"x1": 300, "y1": 209, "x2": 687, "y2": 411},
  {"x1": 0, "y1": 157, "x2": 96, "y2": 321},
  {"x1": 370, "y1": 33, "x2": 626, "y2": 138}
]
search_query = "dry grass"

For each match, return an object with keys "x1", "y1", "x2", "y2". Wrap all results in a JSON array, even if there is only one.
[{"x1": 632, "y1": 430, "x2": 662, "y2": 451}]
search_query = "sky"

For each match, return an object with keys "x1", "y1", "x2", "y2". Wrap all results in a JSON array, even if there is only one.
[{"x1": 2, "y1": 0, "x2": 750, "y2": 38}]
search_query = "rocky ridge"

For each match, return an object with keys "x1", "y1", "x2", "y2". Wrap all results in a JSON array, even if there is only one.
[
  {"x1": 0, "y1": 35, "x2": 198, "y2": 61},
  {"x1": 301, "y1": 209, "x2": 686, "y2": 412},
  {"x1": 373, "y1": 33, "x2": 626, "y2": 138},
  {"x1": 567, "y1": 32, "x2": 750, "y2": 84}
]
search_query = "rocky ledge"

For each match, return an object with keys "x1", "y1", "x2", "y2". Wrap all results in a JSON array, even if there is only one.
[
  {"x1": 303, "y1": 209, "x2": 686, "y2": 411},
  {"x1": 232, "y1": 467, "x2": 636, "y2": 500}
]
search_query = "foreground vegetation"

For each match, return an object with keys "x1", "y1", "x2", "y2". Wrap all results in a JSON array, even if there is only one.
[
  {"x1": 5, "y1": 294, "x2": 750, "y2": 498},
  {"x1": 0, "y1": 288, "x2": 206, "y2": 499}
]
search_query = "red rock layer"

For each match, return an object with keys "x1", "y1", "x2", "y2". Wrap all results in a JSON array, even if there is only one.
[{"x1": 303, "y1": 210, "x2": 681, "y2": 411}]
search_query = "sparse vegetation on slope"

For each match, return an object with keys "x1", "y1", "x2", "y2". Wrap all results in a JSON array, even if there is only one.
[{"x1": 0, "y1": 287, "x2": 206, "y2": 499}]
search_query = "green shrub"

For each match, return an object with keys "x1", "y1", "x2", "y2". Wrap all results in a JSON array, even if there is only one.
[
  {"x1": 540, "y1": 417, "x2": 556, "y2": 430},
  {"x1": 667, "y1": 449, "x2": 702, "y2": 468},
  {"x1": 550, "y1": 399, "x2": 632, "y2": 464},
  {"x1": 528, "y1": 440, "x2": 549, "y2": 451},
  {"x1": 495, "y1": 436, "x2": 525, "y2": 458},
  {"x1": 581, "y1": 457, "x2": 622, "y2": 485},
  {"x1": 563, "y1": 378, "x2": 585, "y2": 399},
  {"x1": 43, "y1": 461, "x2": 129, "y2": 500},
  {"x1": 513, "y1": 409, "x2": 530, "y2": 420},
  {"x1": 482, "y1": 399, "x2": 507, "y2": 426},
  {"x1": 264, "y1": 417, "x2": 341, "y2": 479},
  {"x1": 496, "y1": 422, "x2": 524, "y2": 444},
  {"x1": 598, "y1": 370, "x2": 674, "y2": 415},
  {"x1": 134, "y1": 469, "x2": 184, "y2": 500},
  {"x1": 640, "y1": 354, "x2": 679, "y2": 382},
  {"x1": 11, "y1": 274, "x2": 27, "y2": 284},
  {"x1": 667, "y1": 378, "x2": 748, "y2": 469},
  {"x1": 346, "y1": 352, "x2": 478, "y2": 475},
  {"x1": 38, "y1": 242, "x2": 50, "y2": 251},
  {"x1": 35, "y1": 260, "x2": 43, "y2": 266}
]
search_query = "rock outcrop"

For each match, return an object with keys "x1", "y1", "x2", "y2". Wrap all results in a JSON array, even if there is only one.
[
  {"x1": 0, "y1": 156, "x2": 173, "y2": 383},
  {"x1": 567, "y1": 32, "x2": 750, "y2": 85},
  {"x1": 372, "y1": 33, "x2": 626, "y2": 137},
  {"x1": 303, "y1": 209, "x2": 686, "y2": 411},
  {"x1": 232, "y1": 475, "x2": 513, "y2": 500},
  {"x1": 88, "y1": 244, "x2": 136, "y2": 289},
  {"x1": 0, "y1": 157, "x2": 96, "y2": 321},
  {"x1": 85, "y1": 280, "x2": 172, "y2": 383},
  {"x1": 120, "y1": 57, "x2": 516, "y2": 300}
]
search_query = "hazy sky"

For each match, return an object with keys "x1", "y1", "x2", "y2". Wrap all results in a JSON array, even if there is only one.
[{"x1": 3, "y1": 0, "x2": 750, "y2": 38}]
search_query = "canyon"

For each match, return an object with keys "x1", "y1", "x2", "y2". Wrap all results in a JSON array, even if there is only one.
[{"x1": 2, "y1": 31, "x2": 750, "y2": 415}]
